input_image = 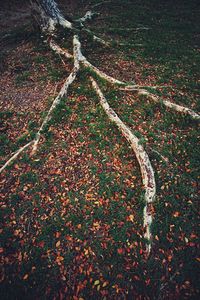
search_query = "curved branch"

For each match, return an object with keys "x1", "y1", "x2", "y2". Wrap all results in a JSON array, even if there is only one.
[{"x1": 90, "y1": 77, "x2": 156, "y2": 253}]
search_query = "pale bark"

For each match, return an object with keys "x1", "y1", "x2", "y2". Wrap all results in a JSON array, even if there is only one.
[
  {"x1": 1, "y1": 0, "x2": 199, "y2": 255},
  {"x1": 0, "y1": 141, "x2": 34, "y2": 173},
  {"x1": 30, "y1": 0, "x2": 72, "y2": 32},
  {"x1": 91, "y1": 78, "x2": 156, "y2": 252},
  {"x1": 138, "y1": 89, "x2": 200, "y2": 120},
  {"x1": 32, "y1": 35, "x2": 80, "y2": 153},
  {"x1": 0, "y1": 35, "x2": 80, "y2": 170}
]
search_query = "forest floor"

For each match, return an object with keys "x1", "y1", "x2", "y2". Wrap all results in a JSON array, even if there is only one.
[{"x1": 0, "y1": 0, "x2": 199, "y2": 299}]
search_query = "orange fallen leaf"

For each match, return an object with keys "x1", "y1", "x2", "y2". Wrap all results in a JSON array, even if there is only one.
[
  {"x1": 56, "y1": 240, "x2": 61, "y2": 247},
  {"x1": 23, "y1": 274, "x2": 29, "y2": 280}
]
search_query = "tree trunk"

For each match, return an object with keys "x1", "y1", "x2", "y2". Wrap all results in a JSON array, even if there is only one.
[{"x1": 30, "y1": 0, "x2": 72, "y2": 32}]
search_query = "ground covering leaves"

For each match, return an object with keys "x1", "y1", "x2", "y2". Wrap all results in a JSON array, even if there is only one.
[{"x1": 0, "y1": 0, "x2": 199, "y2": 299}]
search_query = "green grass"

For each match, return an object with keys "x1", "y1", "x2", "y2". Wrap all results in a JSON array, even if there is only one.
[{"x1": 1, "y1": 0, "x2": 199, "y2": 299}]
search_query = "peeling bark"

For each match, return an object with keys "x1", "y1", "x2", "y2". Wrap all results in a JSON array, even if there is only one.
[
  {"x1": 30, "y1": 0, "x2": 72, "y2": 32},
  {"x1": 90, "y1": 78, "x2": 156, "y2": 252},
  {"x1": 76, "y1": 10, "x2": 98, "y2": 26},
  {"x1": 1, "y1": 0, "x2": 199, "y2": 255},
  {"x1": 31, "y1": 35, "x2": 80, "y2": 153},
  {"x1": 0, "y1": 141, "x2": 34, "y2": 173},
  {"x1": 138, "y1": 89, "x2": 200, "y2": 120},
  {"x1": 0, "y1": 35, "x2": 80, "y2": 170}
]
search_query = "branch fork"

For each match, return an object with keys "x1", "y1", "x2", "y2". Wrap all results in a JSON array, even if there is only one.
[{"x1": 1, "y1": 0, "x2": 200, "y2": 254}]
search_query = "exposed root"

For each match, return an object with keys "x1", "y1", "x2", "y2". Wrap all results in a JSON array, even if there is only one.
[
  {"x1": 0, "y1": 35, "x2": 80, "y2": 172},
  {"x1": 90, "y1": 77, "x2": 156, "y2": 253},
  {"x1": 76, "y1": 10, "x2": 98, "y2": 25},
  {"x1": 139, "y1": 89, "x2": 200, "y2": 120},
  {"x1": 3, "y1": 0, "x2": 199, "y2": 256},
  {"x1": 82, "y1": 57, "x2": 135, "y2": 85},
  {"x1": 49, "y1": 38, "x2": 199, "y2": 123},
  {"x1": 91, "y1": 1, "x2": 112, "y2": 9},
  {"x1": 50, "y1": 38, "x2": 127, "y2": 84},
  {"x1": 49, "y1": 39, "x2": 73, "y2": 58},
  {"x1": 109, "y1": 26, "x2": 151, "y2": 31},
  {"x1": 31, "y1": 35, "x2": 80, "y2": 153},
  {"x1": 150, "y1": 148, "x2": 169, "y2": 163},
  {"x1": 30, "y1": 0, "x2": 72, "y2": 33},
  {"x1": 0, "y1": 141, "x2": 34, "y2": 173},
  {"x1": 119, "y1": 85, "x2": 168, "y2": 91},
  {"x1": 83, "y1": 28, "x2": 110, "y2": 46}
]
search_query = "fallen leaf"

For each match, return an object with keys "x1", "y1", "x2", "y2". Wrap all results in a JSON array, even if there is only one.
[
  {"x1": 94, "y1": 280, "x2": 100, "y2": 286},
  {"x1": 56, "y1": 240, "x2": 61, "y2": 247}
]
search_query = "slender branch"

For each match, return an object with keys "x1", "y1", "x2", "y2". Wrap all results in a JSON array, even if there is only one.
[{"x1": 90, "y1": 77, "x2": 156, "y2": 253}]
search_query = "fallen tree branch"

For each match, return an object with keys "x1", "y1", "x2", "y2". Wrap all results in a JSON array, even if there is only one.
[{"x1": 90, "y1": 77, "x2": 156, "y2": 253}]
